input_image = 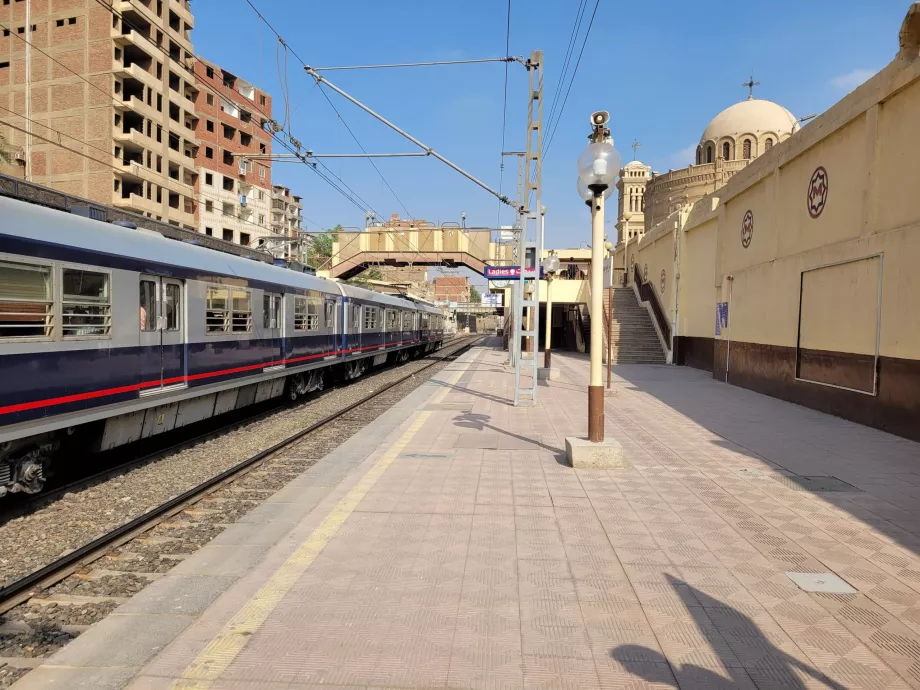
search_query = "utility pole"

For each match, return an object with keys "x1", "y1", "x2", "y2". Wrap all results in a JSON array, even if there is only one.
[{"x1": 512, "y1": 50, "x2": 543, "y2": 407}]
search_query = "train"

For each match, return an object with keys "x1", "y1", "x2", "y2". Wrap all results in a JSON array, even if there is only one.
[{"x1": 0, "y1": 196, "x2": 445, "y2": 496}]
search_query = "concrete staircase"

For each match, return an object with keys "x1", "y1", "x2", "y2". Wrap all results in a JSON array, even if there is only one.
[{"x1": 601, "y1": 287, "x2": 667, "y2": 364}]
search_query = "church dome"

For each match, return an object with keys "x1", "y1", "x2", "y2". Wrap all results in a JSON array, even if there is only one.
[{"x1": 700, "y1": 98, "x2": 798, "y2": 144}]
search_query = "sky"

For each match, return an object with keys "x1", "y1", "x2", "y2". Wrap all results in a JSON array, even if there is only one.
[{"x1": 192, "y1": 0, "x2": 911, "y2": 285}]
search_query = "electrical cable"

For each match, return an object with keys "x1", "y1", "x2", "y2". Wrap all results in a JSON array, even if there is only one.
[
  {"x1": 543, "y1": 0, "x2": 587, "y2": 151},
  {"x1": 496, "y1": 0, "x2": 512, "y2": 229},
  {"x1": 543, "y1": 0, "x2": 601, "y2": 158}
]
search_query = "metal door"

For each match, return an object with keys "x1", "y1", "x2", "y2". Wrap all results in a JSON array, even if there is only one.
[
  {"x1": 324, "y1": 297, "x2": 337, "y2": 355},
  {"x1": 139, "y1": 275, "x2": 186, "y2": 391},
  {"x1": 263, "y1": 292, "x2": 283, "y2": 367}
]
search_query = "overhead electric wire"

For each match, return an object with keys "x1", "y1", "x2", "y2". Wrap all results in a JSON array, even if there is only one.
[
  {"x1": 543, "y1": 0, "x2": 601, "y2": 158},
  {"x1": 543, "y1": 0, "x2": 588, "y2": 151}
]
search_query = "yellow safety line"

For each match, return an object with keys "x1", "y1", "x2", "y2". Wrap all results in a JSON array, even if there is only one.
[{"x1": 170, "y1": 360, "x2": 469, "y2": 689}]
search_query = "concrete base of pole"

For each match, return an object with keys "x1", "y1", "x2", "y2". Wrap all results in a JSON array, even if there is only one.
[
  {"x1": 537, "y1": 367, "x2": 553, "y2": 381},
  {"x1": 564, "y1": 436, "x2": 627, "y2": 469}
]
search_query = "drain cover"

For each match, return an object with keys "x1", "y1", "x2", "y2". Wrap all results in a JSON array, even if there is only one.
[
  {"x1": 774, "y1": 474, "x2": 862, "y2": 493},
  {"x1": 786, "y1": 572, "x2": 856, "y2": 593}
]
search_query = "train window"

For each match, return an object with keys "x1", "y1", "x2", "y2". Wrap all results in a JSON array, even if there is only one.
[
  {"x1": 139, "y1": 280, "x2": 158, "y2": 331},
  {"x1": 263, "y1": 294, "x2": 280, "y2": 329},
  {"x1": 230, "y1": 289, "x2": 252, "y2": 332},
  {"x1": 403, "y1": 311, "x2": 413, "y2": 329},
  {"x1": 363, "y1": 306, "x2": 378, "y2": 330},
  {"x1": 352, "y1": 304, "x2": 360, "y2": 329},
  {"x1": 62, "y1": 268, "x2": 111, "y2": 338},
  {"x1": 420, "y1": 313, "x2": 429, "y2": 329},
  {"x1": 386, "y1": 309, "x2": 397, "y2": 329},
  {"x1": 294, "y1": 296, "x2": 308, "y2": 331},
  {"x1": 165, "y1": 283, "x2": 180, "y2": 331},
  {"x1": 206, "y1": 286, "x2": 229, "y2": 333},
  {"x1": 324, "y1": 300, "x2": 335, "y2": 328},
  {"x1": 0, "y1": 260, "x2": 53, "y2": 339}
]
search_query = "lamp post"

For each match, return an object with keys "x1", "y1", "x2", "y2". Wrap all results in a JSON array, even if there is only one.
[
  {"x1": 577, "y1": 112, "x2": 621, "y2": 443},
  {"x1": 605, "y1": 240, "x2": 614, "y2": 389},
  {"x1": 541, "y1": 252, "x2": 560, "y2": 370}
]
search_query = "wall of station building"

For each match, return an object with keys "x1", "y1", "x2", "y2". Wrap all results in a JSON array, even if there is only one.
[{"x1": 615, "y1": 21, "x2": 920, "y2": 440}]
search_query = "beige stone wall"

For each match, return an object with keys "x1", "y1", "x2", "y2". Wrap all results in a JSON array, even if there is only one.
[{"x1": 679, "y1": 21, "x2": 920, "y2": 363}]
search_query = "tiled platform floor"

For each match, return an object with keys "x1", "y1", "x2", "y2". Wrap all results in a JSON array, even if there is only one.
[{"x1": 17, "y1": 340, "x2": 920, "y2": 689}]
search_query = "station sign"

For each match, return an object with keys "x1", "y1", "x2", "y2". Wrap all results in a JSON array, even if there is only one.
[
  {"x1": 481, "y1": 293, "x2": 503, "y2": 307},
  {"x1": 484, "y1": 266, "x2": 544, "y2": 280}
]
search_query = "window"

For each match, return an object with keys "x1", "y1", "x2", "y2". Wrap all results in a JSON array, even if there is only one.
[
  {"x1": 204, "y1": 172, "x2": 213, "y2": 185},
  {"x1": 205, "y1": 146, "x2": 213, "y2": 159},
  {"x1": 722, "y1": 142, "x2": 731, "y2": 160},
  {"x1": 258, "y1": 214, "x2": 265, "y2": 225},
  {"x1": 420, "y1": 313, "x2": 429, "y2": 329},
  {"x1": 324, "y1": 300, "x2": 334, "y2": 328},
  {"x1": 239, "y1": 232, "x2": 250, "y2": 246},
  {"x1": 0, "y1": 61, "x2": 9, "y2": 69},
  {"x1": 205, "y1": 227, "x2": 213, "y2": 236},
  {"x1": 206, "y1": 94, "x2": 214, "y2": 105},
  {"x1": 706, "y1": 145, "x2": 713, "y2": 163},
  {"x1": 231, "y1": 289, "x2": 251, "y2": 332},
  {"x1": 205, "y1": 286, "x2": 228, "y2": 333},
  {"x1": 695, "y1": 146, "x2": 701, "y2": 165},
  {"x1": 62, "y1": 268, "x2": 111, "y2": 338},
  {"x1": 165, "y1": 283, "x2": 179, "y2": 331},
  {"x1": 0, "y1": 260, "x2": 53, "y2": 339},
  {"x1": 205, "y1": 200, "x2": 213, "y2": 212},
  {"x1": 222, "y1": 176, "x2": 234, "y2": 192},
  {"x1": 743, "y1": 139, "x2": 752, "y2": 160},
  {"x1": 68, "y1": 17, "x2": 76, "y2": 25},
  {"x1": 263, "y1": 294, "x2": 280, "y2": 329},
  {"x1": 386, "y1": 309, "x2": 397, "y2": 330},
  {"x1": 56, "y1": 19, "x2": 64, "y2": 27},
  {"x1": 765, "y1": 137, "x2": 774, "y2": 151},
  {"x1": 403, "y1": 312, "x2": 413, "y2": 329},
  {"x1": 205, "y1": 66, "x2": 214, "y2": 78},
  {"x1": 363, "y1": 306, "x2": 378, "y2": 330},
  {"x1": 222, "y1": 202, "x2": 234, "y2": 217},
  {"x1": 352, "y1": 304, "x2": 360, "y2": 328},
  {"x1": 259, "y1": 94, "x2": 266, "y2": 106},
  {"x1": 222, "y1": 229, "x2": 233, "y2": 242},
  {"x1": 259, "y1": 166, "x2": 264, "y2": 179},
  {"x1": 294, "y1": 294, "x2": 320, "y2": 330},
  {"x1": 206, "y1": 120, "x2": 214, "y2": 132},
  {"x1": 139, "y1": 280, "x2": 157, "y2": 331}
]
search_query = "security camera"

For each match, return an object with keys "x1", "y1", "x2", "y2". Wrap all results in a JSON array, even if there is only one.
[{"x1": 591, "y1": 111, "x2": 610, "y2": 127}]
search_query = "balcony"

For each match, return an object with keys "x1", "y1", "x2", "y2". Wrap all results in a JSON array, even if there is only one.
[
  {"x1": 114, "y1": 62, "x2": 159, "y2": 92},
  {"x1": 115, "y1": 95, "x2": 158, "y2": 121},
  {"x1": 116, "y1": 1, "x2": 159, "y2": 31},
  {"x1": 113, "y1": 127, "x2": 150, "y2": 152},
  {"x1": 113, "y1": 192, "x2": 159, "y2": 216},
  {"x1": 120, "y1": 159, "x2": 146, "y2": 181},
  {"x1": 170, "y1": 0, "x2": 194, "y2": 29},
  {"x1": 112, "y1": 28, "x2": 157, "y2": 57}
]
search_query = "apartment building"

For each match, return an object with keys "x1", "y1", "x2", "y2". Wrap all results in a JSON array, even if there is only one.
[
  {"x1": 0, "y1": 0, "x2": 199, "y2": 228},
  {"x1": 193, "y1": 57, "x2": 273, "y2": 248},
  {"x1": 271, "y1": 183, "x2": 302, "y2": 234}
]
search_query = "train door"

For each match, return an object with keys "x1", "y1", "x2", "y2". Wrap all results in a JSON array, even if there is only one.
[
  {"x1": 324, "y1": 297, "x2": 337, "y2": 354},
  {"x1": 263, "y1": 292, "x2": 282, "y2": 367},
  {"x1": 139, "y1": 275, "x2": 186, "y2": 391}
]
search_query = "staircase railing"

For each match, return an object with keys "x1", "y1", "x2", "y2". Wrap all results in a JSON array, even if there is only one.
[{"x1": 634, "y1": 264, "x2": 671, "y2": 344}]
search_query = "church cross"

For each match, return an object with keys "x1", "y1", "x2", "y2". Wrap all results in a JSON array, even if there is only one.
[
  {"x1": 631, "y1": 139, "x2": 641, "y2": 161},
  {"x1": 743, "y1": 74, "x2": 760, "y2": 99}
]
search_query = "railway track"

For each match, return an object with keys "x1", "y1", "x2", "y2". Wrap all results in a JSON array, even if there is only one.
[{"x1": 0, "y1": 336, "x2": 482, "y2": 684}]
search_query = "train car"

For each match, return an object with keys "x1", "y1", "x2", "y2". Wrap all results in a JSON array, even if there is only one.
[{"x1": 0, "y1": 197, "x2": 444, "y2": 496}]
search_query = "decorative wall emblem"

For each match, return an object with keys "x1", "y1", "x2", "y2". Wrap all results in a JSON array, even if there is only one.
[
  {"x1": 643, "y1": 263, "x2": 649, "y2": 282},
  {"x1": 807, "y1": 166, "x2": 828, "y2": 218},
  {"x1": 660, "y1": 269, "x2": 666, "y2": 294},
  {"x1": 741, "y1": 210, "x2": 754, "y2": 249}
]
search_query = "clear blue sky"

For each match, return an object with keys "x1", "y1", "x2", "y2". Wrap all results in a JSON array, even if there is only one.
[{"x1": 193, "y1": 0, "x2": 909, "y2": 260}]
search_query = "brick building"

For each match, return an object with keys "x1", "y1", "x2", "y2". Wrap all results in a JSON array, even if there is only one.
[
  {"x1": 434, "y1": 276, "x2": 471, "y2": 303},
  {"x1": 193, "y1": 57, "x2": 273, "y2": 248},
  {"x1": 0, "y1": 0, "x2": 199, "y2": 228}
]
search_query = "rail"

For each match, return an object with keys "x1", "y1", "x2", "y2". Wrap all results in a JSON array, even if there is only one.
[
  {"x1": 0, "y1": 336, "x2": 482, "y2": 614},
  {"x1": 634, "y1": 264, "x2": 671, "y2": 344}
]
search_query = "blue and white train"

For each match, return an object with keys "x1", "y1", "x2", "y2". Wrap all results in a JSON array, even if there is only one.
[{"x1": 0, "y1": 197, "x2": 445, "y2": 495}]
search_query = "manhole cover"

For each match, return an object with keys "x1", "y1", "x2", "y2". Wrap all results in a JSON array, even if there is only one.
[
  {"x1": 774, "y1": 475, "x2": 862, "y2": 493},
  {"x1": 786, "y1": 572, "x2": 856, "y2": 593}
]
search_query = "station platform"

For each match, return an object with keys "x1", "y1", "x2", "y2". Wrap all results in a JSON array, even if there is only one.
[{"x1": 17, "y1": 338, "x2": 920, "y2": 690}]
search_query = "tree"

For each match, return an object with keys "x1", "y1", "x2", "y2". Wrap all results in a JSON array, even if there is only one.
[
  {"x1": 305, "y1": 224, "x2": 340, "y2": 268},
  {"x1": 0, "y1": 133, "x2": 10, "y2": 166},
  {"x1": 346, "y1": 266, "x2": 383, "y2": 288},
  {"x1": 469, "y1": 286, "x2": 482, "y2": 303}
]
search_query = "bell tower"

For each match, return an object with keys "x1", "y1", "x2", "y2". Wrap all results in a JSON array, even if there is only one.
[{"x1": 616, "y1": 159, "x2": 652, "y2": 243}]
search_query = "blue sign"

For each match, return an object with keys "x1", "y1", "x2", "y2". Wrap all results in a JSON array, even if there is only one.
[{"x1": 484, "y1": 266, "x2": 544, "y2": 280}]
